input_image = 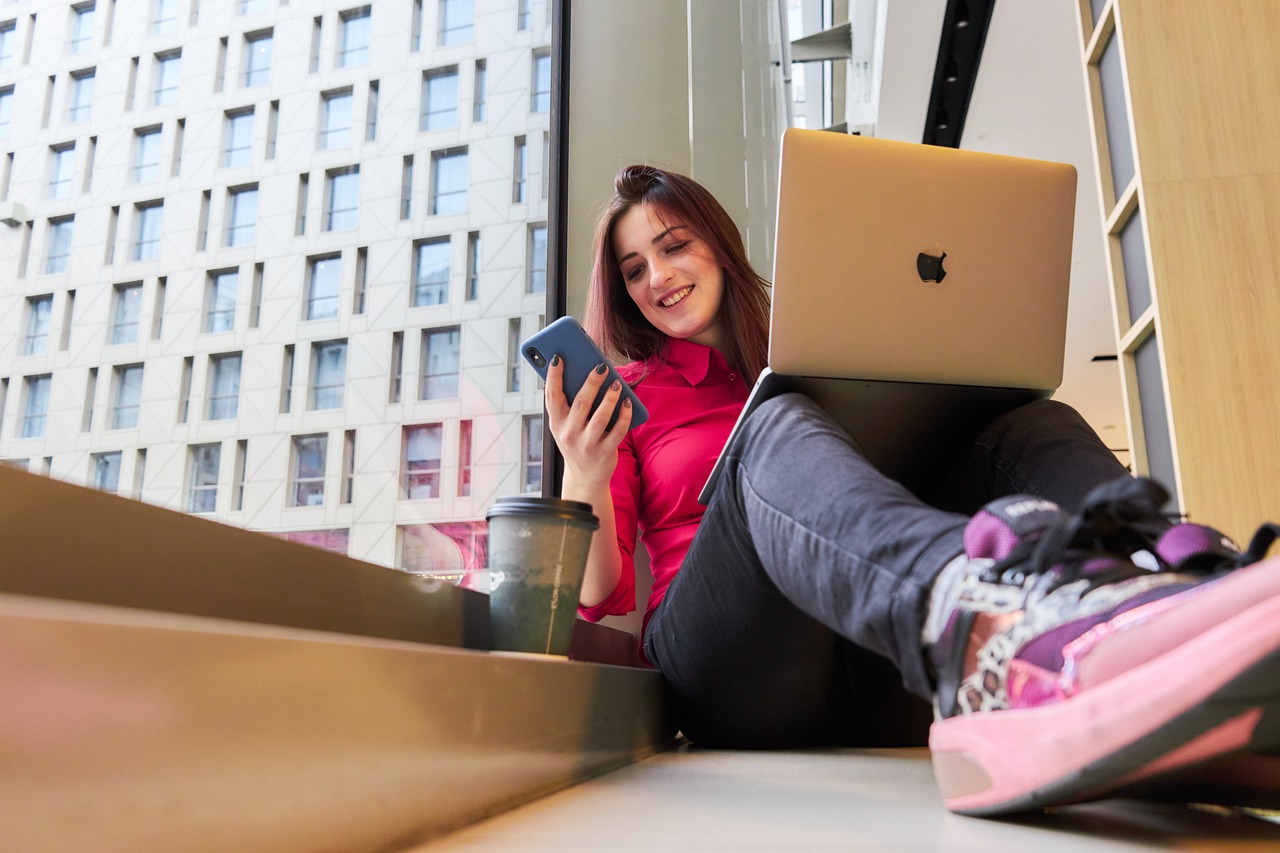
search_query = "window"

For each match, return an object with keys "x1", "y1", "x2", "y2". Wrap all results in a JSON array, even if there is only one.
[
  {"x1": 279, "y1": 345, "x2": 294, "y2": 413},
  {"x1": 171, "y1": 118, "x2": 185, "y2": 176},
  {"x1": 412, "y1": 238, "x2": 449, "y2": 307},
  {"x1": 83, "y1": 136, "x2": 97, "y2": 192},
  {"x1": 465, "y1": 231, "x2": 480, "y2": 300},
  {"x1": 517, "y1": 0, "x2": 531, "y2": 31},
  {"x1": 205, "y1": 270, "x2": 237, "y2": 333},
  {"x1": 69, "y1": 70, "x2": 95, "y2": 123},
  {"x1": 132, "y1": 203, "x2": 162, "y2": 262},
  {"x1": 24, "y1": 296, "x2": 52, "y2": 356},
  {"x1": 341, "y1": 430, "x2": 355, "y2": 504},
  {"x1": 472, "y1": 59, "x2": 486, "y2": 122},
  {"x1": 232, "y1": 440, "x2": 247, "y2": 511},
  {"x1": 310, "y1": 340, "x2": 347, "y2": 410},
  {"x1": 512, "y1": 136, "x2": 527, "y2": 203},
  {"x1": 411, "y1": 0, "x2": 424, "y2": 52},
  {"x1": 92, "y1": 451, "x2": 122, "y2": 494},
  {"x1": 430, "y1": 148, "x2": 467, "y2": 215},
  {"x1": 531, "y1": 49, "x2": 551, "y2": 112},
  {"x1": 243, "y1": 30, "x2": 272, "y2": 87},
  {"x1": 528, "y1": 223, "x2": 547, "y2": 293},
  {"x1": 249, "y1": 264, "x2": 263, "y2": 328},
  {"x1": 223, "y1": 109, "x2": 254, "y2": 167},
  {"x1": 132, "y1": 127, "x2": 161, "y2": 183},
  {"x1": 152, "y1": 278, "x2": 166, "y2": 339},
  {"x1": 338, "y1": 7, "x2": 371, "y2": 67},
  {"x1": 439, "y1": 0, "x2": 473, "y2": 45},
  {"x1": 134, "y1": 449, "x2": 148, "y2": 501},
  {"x1": 458, "y1": 419, "x2": 473, "y2": 497},
  {"x1": 402, "y1": 424, "x2": 442, "y2": 499},
  {"x1": 178, "y1": 356, "x2": 193, "y2": 422},
  {"x1": 0, "y1": 87, "x2": 13, "y2": 139},
  {"x1": 420, "y1": 326, "x2": 460, "y2": 400},
  {"x1": 295, "y1": 173, "x2": 309, "y2": 236},
  {"x1": 366, "y1": 80, "x2": 379, "y2": 140},
  {"x1": 82, "y1": 368, "x2": 97, "y2": 431},
  {"x1": 421, "y1": 67, "x2": 458, "y2": 131},
  {"x1": 208, "y1": 353, "x2": 241, "y2": 420},
  {"x1": 60, "y1": 290, "x2": 76, "y2": 351},
  {"x1": 309, "y1": 16, "x2": 322, "y2": 73},
  {"x1": 353, "y1": 248, "x2": 367, "y2": 314},
  {"x1": 389, "y1": 331, "x2": 403, "y2": 403},
  {"x1": 266, "y1": 100, "x2": 279, "y2": 158},
  {"x1": 0, "y1": 20, "x2": 15, "y2": 70},
  {"x1": 22, "y1": 375, "x2": 51, "y2": 439},
  {"x1": 324, "y1": 167, "x2": 359, "y2": 231},
  {"x1": 319, "y1": 89, "x2": 352, "y2": 149},
  {"x1": 290, "y1": 434, "x2": 327, "y2": 507},
  {"x1": 196, "y1": 190, "x2": 211, "y2": 250},
  {"x1": 400, "y1": 155, "x2": 414, "y2": 220},
  {"x1": 46, "y1": 217, "x2": 74, "y2": 274},
  {"x1": 152, "y1": 0, "x2": 177, "y2": 35},
  {"x1": 306, "y1": 255, "x2": 341, "y2": 320},
  {"x1": 225, "y1": 185, "x2": 258, "y2": 247},
  {"x1": 111, "y1": 282, "x2": 142, "y2": 345},
  {"x1": 70, "y1": 4, "x2": 96, "y2": 54},
  {"x1": 111, "y1": 364, "x2": 143, "y2": 430},
  {"x1": 153, "y1": 51, "x2": 180, "y2": 106},
  {"x1": 239, "y1": 0, "x2": 267, "y2": 15},
  {"x1": 522, "y1": 414, "x2": 543, "y2": 493},
  {"x1": 47, "y1": 145, "x2": 75, "y2": 200},
  {"x1": 188, "y1": 444, "x2": 220, "y2": 513},
  {"x1": 507, "y1": 318, "x2": 521, "y2": 393}
]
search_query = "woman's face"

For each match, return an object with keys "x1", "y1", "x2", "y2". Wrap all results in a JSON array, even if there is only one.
[{"x1": 613, "y1": 202, "x2": 726, "y2": 351}]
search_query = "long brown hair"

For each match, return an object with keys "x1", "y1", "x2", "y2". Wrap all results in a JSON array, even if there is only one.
[{"x1": 582, "y1": 165, "x2": 771, "y2": 383}]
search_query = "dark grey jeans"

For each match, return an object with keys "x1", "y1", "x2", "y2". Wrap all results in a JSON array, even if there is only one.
[{"x1": 643, "y1": 394, "x2": 1129, "y2": 748}]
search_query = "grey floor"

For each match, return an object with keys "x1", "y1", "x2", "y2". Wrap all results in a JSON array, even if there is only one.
[{"x1": 415, "y1": 747, "x2": 1280, "y2": 851}]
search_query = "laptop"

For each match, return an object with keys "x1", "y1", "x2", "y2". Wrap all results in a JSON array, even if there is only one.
[{"x1": 698, "y1": 128, "x2": 1078, "y2": 504}]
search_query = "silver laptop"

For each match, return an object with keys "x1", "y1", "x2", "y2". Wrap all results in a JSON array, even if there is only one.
[{"x1": 698, "y1": 129, "x2": 1078, "y2": 504}]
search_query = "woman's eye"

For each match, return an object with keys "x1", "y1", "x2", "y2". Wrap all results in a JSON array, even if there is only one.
[
  {"x1": 667, "y1": 241, "x2": 689, "y2": 254},
  {"x1": 624, "y1": 265, "x2": 644, "y2": 282}
]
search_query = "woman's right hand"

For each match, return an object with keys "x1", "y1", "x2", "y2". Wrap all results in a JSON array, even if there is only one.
[{"x1": 544, "y1": 356, "x2": 633, "y2": 489}]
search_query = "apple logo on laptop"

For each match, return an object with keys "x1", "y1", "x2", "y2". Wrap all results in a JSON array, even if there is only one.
[{"x1": 916, "y1": 249, "x2": 948, "y2": 283}]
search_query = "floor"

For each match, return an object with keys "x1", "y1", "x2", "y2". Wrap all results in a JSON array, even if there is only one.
[{"x1": 414, "y1": 747, "x2": 1280, "y2": 851}]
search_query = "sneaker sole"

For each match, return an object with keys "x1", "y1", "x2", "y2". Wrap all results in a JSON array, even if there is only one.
[{"x1": 929, "y1": 558, "x2": 1280, "y2": 815}]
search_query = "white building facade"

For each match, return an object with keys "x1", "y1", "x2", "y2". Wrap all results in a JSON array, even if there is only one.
[{"x1": 0, "y1": 0, "x2": 553, "y2": 579}]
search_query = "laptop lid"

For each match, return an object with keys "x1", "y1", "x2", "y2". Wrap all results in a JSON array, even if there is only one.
[{"x1": 768, "y1": 128, "x2": 1077, "y2": 391}]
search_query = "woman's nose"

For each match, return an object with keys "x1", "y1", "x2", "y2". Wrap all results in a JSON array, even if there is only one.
[{"x1": 649, "y1": 259, "x2": 673, "y2": 288}]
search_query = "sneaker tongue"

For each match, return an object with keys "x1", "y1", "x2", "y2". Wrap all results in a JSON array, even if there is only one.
[
  {"x1": 1154, "y1": 523, "x2": 1241, "y2": 569},
  {"x1": 964, "y1": 496, "x2": 1066, "y2": 561}
]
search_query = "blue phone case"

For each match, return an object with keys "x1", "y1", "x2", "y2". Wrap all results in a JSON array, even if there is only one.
[{"x1": 521, "y1": 317, "x2": 649, "y2": 430}]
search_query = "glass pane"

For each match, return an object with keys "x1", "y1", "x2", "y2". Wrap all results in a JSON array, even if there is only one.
[
  {"x1": 1098, "y1": 33, "x2": 1134, "y2": 203},
  {"x1": 1118, "y1": 206, "x2": 1151, "y2": 325},
  {"x1": 1133, "y1": 334, "x2": 1178, "y2": 510}
]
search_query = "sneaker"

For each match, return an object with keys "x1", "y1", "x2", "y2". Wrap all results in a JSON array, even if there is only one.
[{"x1": 926, "y1": 477, "x2": 1280, "y2": 815}]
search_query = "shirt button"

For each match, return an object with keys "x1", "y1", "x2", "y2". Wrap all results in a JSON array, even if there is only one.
[{"x1": 729, "y1": 373, "x2": 736, "y2": 381}]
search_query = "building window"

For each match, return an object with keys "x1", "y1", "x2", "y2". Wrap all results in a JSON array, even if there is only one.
[
  {"x1": 353, "y1": 248, "x2": 367, "y2": 314},
  {"x1": 309, "y1": 340, "x2": 347, "y2": 410},
  {"x1": 522, "y1": 414, "x2": 543, "y2": 493},
  {"x1": 421, "y1": 66, "x2": 458, "y2": 131},
  {"x1": 205, "y1": 270, "x2": 238, "y2": 333},
  {"x1": 400, "y1": 155, "x2": 414, "y2": 220},
  {"x1": 420, "y1": 326, "x2": 460, "y2": 400},
  {"x1": 306, "y1": 255, "x2": 341, "y2": 320},
  {"x1": 517, "y1": 0, "x2": 531, "y2": 31},
  {"x1": 152, "y1": 0, "x2": 177, "y2": 35},
  {"x1": 24, "y1": 296, "x2": 52, "y2": 356},
  {"x1": 340, "y1": 430, "x2": 355, "y2": 504},
  {"x1": 132, "y1": 203, "x2": 162, "y2": 262},
  {"x1": 111, "y1": 282, "x2": 143, "y2": 345},
  {"x1": 403, "y1": 424, "x2": 442, "y2": 499},
  {"x1": 46, "y1": 145, "x2": 75, "y2": 200},
  {"x1": 411, "y1": 0, "x2": 424, "y2": 51},
  {"x1": 0, "y1": 87, "x2": 14, "y2": 139},
  {"x1": 69, "y1": 70, "x2": 95, "y2": 123},
  {"x1": 439, "y1": 0, "x2": 474, "y2": 45},
  {"x1": 188, "y1": 443, "x2": 220, "y2": 513},
  {"x1": 132, "y1": 127, "x2": 162, "y2": 183},
  {"x1": 22, "y1": 375, "x2": 51, "y2": 439},
  {"x1": 389, "y1": 331, "x2": 404, "y2": 403},
  {"x1": 243, "y1": 30, "x2": 272, "y2": 87},
  {"x1": 111, "y1": 364, "x2": 143, "y2": 430},
  {"x1": 290, "y1": 434, "x2": 327, "y2": 507},
  {"x1": 465, "y1": 231, "x2": 480, "y2": 300},
  {"x1": 472, "y1": 59, "x2": 486, "y2": 122},
  {"x1": 92, "y1": 450, "x2": 122, "y2": 494},
  {"x1": 366, "y1": 80, "x2": 379, "y2": 140},
  {"x1": 430, "y1": 148, "x2": 467, "y2": 215},
  {"x1": 319, "y1": 89, "x2": 352, "y2": 149},
  {"x1": 81, "y1": 367, "x2": 97, "y2": 431},
  {"x1": 295, "y1": 173, "x2": 309, "y2": 235},
  {"x1": 338, "y1": 7, "x2": 372, "y2": 68},
  {"x1": 225, "y1": 185, "x2": 258, "y2": 247},
  {"x1": 239, "y1": 0, "x2": 267, "y2": 14},
  {"x1": 178, "y1": 356, "x2": 193, "y2": 423},
  {"x1": 208, "y1": 353, "x2": 241, "y2": 420},
  {"x1": 152, "y1": 278, "x2": 166, "y2": 339},
  {"x1": 46, "y1": 217, "x2": 74, "y2": 274},
  {"x1": 324, "y1": 167, "x2": 359, "y2": 231},
  {"x1": 266, "y1": 100, "x2": 279, "y2": 158},
  {"x1": 153, "y1": 51, "x2": 180, "y2": 107},
  {"x1": 507, "y1": 318, "x2": 522, "y2": 393},
  {"x1": 531, "y1": 49, "x2": 551, "y2": 112},
  {"x1": 70, "y1": 4, "x2": 96, "y2": 54},
  {"x1": 232, "y1": 440, "x2": 247, "y2": 511},
  {"x1": 412, "y1": 238, "x2": 449, "y2": 306},
  {"x1": 512, "y1": 136, "x2": 527, "y2": 203},
  {"x1": 528, "y1": 223, "x2": 547, "y2": 293},
  {"x1": 279, "y1": 344, "x2": 294, "y2": 413},
  {"x1": 0, "y1": 20, "x2": 15, "y2": 70},
  {"x1": 223, "y1": 109, "x2": 254, "y2": 168},
  {"x1": 458, "y1": 419, "x2": 473, "y2": 497}
]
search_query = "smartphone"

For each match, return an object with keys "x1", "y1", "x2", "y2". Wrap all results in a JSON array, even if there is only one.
[{"x1": 521, "y1": 316, "x2": 649, "y2": 430}]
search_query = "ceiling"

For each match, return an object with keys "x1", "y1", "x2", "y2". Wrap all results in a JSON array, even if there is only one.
[{"x1": 873, "y1": 0, "x2": 1129, "y2": 458}]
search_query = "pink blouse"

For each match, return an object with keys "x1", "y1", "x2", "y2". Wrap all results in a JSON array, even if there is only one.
[{"x1": 577, "y1": 337, "x2": 750, "y2": 633}]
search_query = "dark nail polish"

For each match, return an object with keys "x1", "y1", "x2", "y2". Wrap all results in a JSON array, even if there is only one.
[
  {"x1": 623, "y1": 399, "x2": 632, "y2": 408},
  {"x1": 595, "y1": 363, "x2": 608, "y2": 374},
  {"x1": 550, "y1": 354, "x2": 560, "y2": 366},
  {"x1": 611, "y1": 379, "x2": 621, "y2": 391}
]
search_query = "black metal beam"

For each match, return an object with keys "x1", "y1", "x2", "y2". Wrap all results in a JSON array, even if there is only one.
[{"x1": 922, "y1": 0, "x2": 996, "y2": 147}]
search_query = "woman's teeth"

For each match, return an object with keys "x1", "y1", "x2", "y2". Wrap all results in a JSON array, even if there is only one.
[{"x1": 661, "y1": 286, "x2": 693, "y2": 308}]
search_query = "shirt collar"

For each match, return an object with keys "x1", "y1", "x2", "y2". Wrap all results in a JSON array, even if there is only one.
[{"x1": 661, "y1": 336, "x2": 724, "y2": 386}]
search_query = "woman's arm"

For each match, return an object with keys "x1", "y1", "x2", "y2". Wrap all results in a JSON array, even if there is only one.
[{"x1": 543, "y1": 355, "x2": 634, "y2": 609}]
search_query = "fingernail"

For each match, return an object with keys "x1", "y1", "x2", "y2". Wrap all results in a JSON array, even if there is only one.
[
  {"x1": 611, "y1": 379, "x2": 621, "y2": 391},
  {"x1": 595, "y1": 363, "x2": 608, "y2": 374},
  {"x1": 550, "y1": 354, "x2": 560, "y2": 366},
  {"x1": 623, "y1": 399, "x2": 632, "y2": 408}
]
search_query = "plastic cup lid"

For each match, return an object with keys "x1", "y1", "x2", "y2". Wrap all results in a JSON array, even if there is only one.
[{"x1": 486, "y1": 495, "x2": 599, "y2": 529}]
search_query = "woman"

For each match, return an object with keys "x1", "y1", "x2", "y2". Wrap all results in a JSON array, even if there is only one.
[{"x1": 544, "y1": 164, "x2": 1280, "y2": 816}]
